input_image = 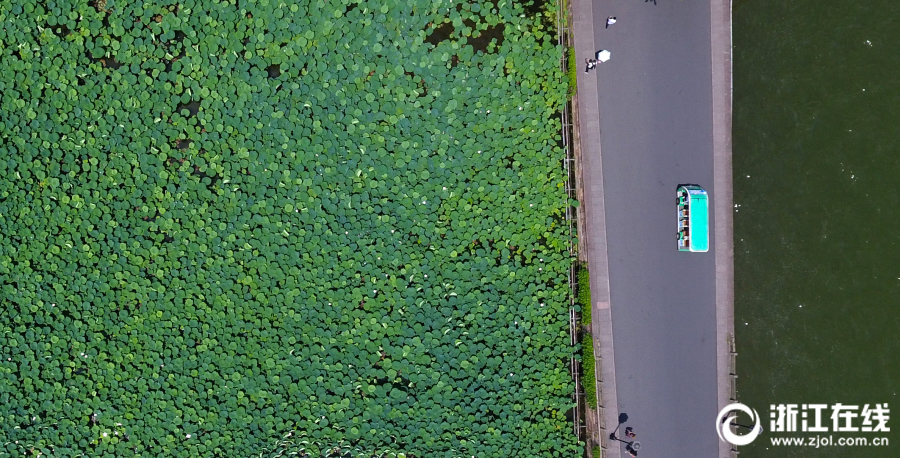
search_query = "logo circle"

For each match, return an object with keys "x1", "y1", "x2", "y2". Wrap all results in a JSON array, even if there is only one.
[{"x1": 716, "y1": 403, "x2": 762, "y2": 446}]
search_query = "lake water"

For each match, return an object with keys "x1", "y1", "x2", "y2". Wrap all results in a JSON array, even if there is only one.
[{"x1": 733, "y1": 0, "x2": 900, "y2": 455}]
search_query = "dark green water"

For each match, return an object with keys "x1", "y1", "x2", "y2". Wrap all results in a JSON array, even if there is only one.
[{"x1": 734, "y1": 0, "x2": 900, "y2": 456}]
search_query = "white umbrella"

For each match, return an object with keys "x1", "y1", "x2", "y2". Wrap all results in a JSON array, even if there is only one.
[{"x1": 596, "y1": 50, "x2": 611, "y2": 62}]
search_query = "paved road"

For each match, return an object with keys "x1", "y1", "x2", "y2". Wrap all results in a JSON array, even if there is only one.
[{"x1": 584, "y1": 1, "x2": 723, "y2": 457}]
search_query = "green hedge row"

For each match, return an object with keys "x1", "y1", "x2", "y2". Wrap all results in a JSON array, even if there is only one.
[
  {"x1": 578, "y1": 265, "x2": 592, "y2": 325},
  {"x1": 581, "y1": 334, "x2": 597, "y2": 409},
  {"x1": 567, "y1": 46, "x2": 577, "y2": 97}
]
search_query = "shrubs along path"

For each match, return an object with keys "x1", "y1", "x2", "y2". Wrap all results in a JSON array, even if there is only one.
[
  {"x1": 0, "y1": 0, "x2": 576, "y2": 457},
  {"x1": 578, "y1": 264, "x2": 591, "y2": 325}
]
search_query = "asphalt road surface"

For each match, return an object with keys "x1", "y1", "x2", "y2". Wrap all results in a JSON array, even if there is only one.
[{"x1": 589, "y1": 1, "x2": 720, "y2": 457}]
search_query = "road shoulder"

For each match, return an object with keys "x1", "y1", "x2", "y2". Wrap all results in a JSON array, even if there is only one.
[{"x1": 710, "y1": 0, "x2": 736, "y2": 457}]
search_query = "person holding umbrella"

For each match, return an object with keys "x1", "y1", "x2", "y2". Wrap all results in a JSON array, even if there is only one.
[{"x1": 596, "y1": 50, "x2": 611, "y2": 63}]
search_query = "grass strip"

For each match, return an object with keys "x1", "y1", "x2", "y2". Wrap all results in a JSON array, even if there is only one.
[
  {"x1": 567, "y1": 46, "x2": 578, "y2": 97},
  {"x1": 578, "y1": 265, "x2": 592, "y2": 325},
  {"x1": 582, "y1": 333, "x2": 598, "y2": 409}
]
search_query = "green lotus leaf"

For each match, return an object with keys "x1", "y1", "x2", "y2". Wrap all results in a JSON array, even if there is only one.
[{"x1": 0, "y1": 0, "x2": 575, "y2": 455}]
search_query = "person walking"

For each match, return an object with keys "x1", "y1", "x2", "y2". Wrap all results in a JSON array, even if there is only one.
[
  {"x1": 606, "y1": 16, "x2": 616, "y2": 28},
  {"x1": 584, "y1": 58, "x2": 597, "y2": 73},
  {"x1": 625, "y1": 443, "x2": 638, "y2": 457},
  {"x1": 625, "y1": 426, "x2": 636, "y2": 438}
]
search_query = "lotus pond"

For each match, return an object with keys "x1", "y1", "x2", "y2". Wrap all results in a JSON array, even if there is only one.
[{"x1": 0, "y1": 0, "x2": 574, "y2": 456}]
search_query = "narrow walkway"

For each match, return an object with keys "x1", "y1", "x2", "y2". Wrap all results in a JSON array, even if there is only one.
[{"x1": 570, "y1": 0, "x2": 620, "y2": 456}]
